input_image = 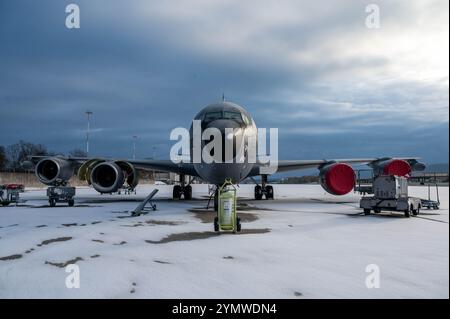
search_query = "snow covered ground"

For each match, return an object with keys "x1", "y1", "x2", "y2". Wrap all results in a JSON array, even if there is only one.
[{"x1": 0, "y1": 184, "x2": 448, "y2": 299}]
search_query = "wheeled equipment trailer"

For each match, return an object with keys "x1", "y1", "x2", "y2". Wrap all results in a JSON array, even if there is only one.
[
  {"x1": 47, "y1": 186, "x2": 76, "y2": 207},
  {"x1": 0, "y1": 185, "x2": 22, "y2": 207},
  {"x1": 214, "y1": 179, "x2": 241, "y2": 233},
  {"x1": 420, "y1": 183, "x2": 440, "y2": 210},
  {"x1": 359, "y1": 175, "x2": 421, "y2": 218},
  {"x1": 360, "y1": 196, "x2": 422, "y2": 218}
]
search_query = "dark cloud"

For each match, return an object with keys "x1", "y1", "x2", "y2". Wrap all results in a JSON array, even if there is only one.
[{"x1": 0, "y1": 0, "x2": 448, "y2": 165}]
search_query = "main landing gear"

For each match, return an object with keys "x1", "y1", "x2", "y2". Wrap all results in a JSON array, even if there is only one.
[
  {"x1": 172, "y1": 174, "x2": 193, "y2": 200},
  {"x1": 254, "y1": 175, "x2": 274, "y2": 200}
]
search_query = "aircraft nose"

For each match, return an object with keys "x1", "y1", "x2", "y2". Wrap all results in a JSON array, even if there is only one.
[
  {"x1": 205, "y1": 120, "x2": 245, "y2": 162},
  {"x1": 205, "y1": 119, "x2": 244, "y2": 142}
]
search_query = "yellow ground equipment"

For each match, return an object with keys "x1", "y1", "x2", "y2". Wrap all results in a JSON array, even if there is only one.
[{"x1": 214, "y1": 179, "x2": 241, "y2": 233}]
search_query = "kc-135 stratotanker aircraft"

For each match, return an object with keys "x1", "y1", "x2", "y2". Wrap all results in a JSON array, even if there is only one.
[{"x1": 26, "y1": 101, "x2": 425, "y2": 209}]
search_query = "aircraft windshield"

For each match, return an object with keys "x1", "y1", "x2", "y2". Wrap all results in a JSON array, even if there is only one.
[
  {"x1": 223, "y1": 111, "x2": 243, "y2": 123},
  {"x1": 203, "y1": 112, "x2": 222, "y2": 123},
  {"x1": 203, "y1": 111, "x2": 244, "y2": 124}
]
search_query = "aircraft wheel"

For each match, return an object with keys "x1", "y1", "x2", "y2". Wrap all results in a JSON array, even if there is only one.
[
  {"x1": 49, "y1": 199, "x2": 56, "y2": 207},
  {"x1": 236, "y1": 217, "x2": 241, "y2": 232},
  {"x1": 364, "y1": 209, "x2": 371, "y2": 215},
  {"x1": 68, "y1": 199, "x2": 75, "y2": 207},
  {"x1": 184, "y1": 185, "x2": 192, "y2": 200},
  {"x1": 254, "y1": 185, "x2": 263, "y2": 200},
  {"x1": 266, "y1": 186, "x2": 274, "y2": 199},
  {"x1": 173, "y1": 185, "x2": 181, "y2": 199},
  {"x1": 1, "y1": 201, "x2": 10, "y2": 207}
]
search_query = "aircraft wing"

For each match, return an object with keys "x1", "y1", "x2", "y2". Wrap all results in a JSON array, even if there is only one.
[
  {"x1": 26, "y1": 156, "x2": 199, "y2": 177},
  {"x1": 124, "y1": 159, "x2": 198, "y2": 176},
  {"x1": 248, "y1": 157, "x2": 423, "y2": 176}
]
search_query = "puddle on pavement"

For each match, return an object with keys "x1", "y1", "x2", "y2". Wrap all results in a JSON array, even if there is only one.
[
  {"x1": 0, "y1": 254, "x2": 23, "y2": 261},
  {"x1": 37, "y1": 237, "x2": 72, "y2": 246},
  {"x1": 145, "y1": 220, "x2": 186, "y2": 226},
  {"x1": 45, "y1": 257, "x2": 83, "y2": 268},
  {"x1": 189, "y1": 208, "x2": 259, "y2": 223},
  {"x1": 146, "y1": 228, "x2": 270, "y2": 244}
]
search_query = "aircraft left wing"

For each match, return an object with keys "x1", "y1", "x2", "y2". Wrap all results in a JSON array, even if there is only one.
[{"x1": 25, "y1": 156, "x2": 199, "y2": 178}]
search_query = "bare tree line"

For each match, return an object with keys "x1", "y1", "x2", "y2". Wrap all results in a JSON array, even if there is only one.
[{"x1": 0, "y1": 141, "x2": 86, "y2": 172}]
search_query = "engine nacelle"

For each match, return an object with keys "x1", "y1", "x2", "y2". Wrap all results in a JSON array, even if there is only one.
[
  {"x1": 35, "y1": 157, "x2": 74, "y2": 185},
  {"x1": 90, "y1": 161, "x2": 139, "y2": 194},
  {"x1": 371, "y1": 159, "x2": 412, "y2": 177},
  {"x1": 319, "y1": 163, "x2": 355, "y2": 195},
  {"x1": 116, "y1": 161, "x2": 139, "y2": 190}
]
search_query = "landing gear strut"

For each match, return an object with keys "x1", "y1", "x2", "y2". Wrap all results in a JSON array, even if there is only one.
[
  {"x1": 172, "y1": 174, "x2": 193, "y2": 200},
  {"x1": 254, "y1": 175, "x2": 274, "y2": 200}
]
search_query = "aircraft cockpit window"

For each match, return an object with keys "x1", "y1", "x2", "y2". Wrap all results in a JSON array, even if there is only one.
[
  {"x1": 203, "y1": 112, "x2": 222, "y2": 123},
  {"x1": 223, "y1": 111, "x2": 244, "y2": 124},
  {"x1": 203, "y1": 111, "x2": 245, "y2": 125},
  {"x1": 242, "y1": 114, "x2": 250, "y2": 125}
]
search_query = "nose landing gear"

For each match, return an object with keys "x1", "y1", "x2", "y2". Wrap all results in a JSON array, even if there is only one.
[{"x1": 172, "y1": 174, "x2": 193, "y2": 200}]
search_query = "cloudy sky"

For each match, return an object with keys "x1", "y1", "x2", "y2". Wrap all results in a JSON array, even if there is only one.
[{"x1": 0, "y1": 0, "x2": 448, "y2": 165}]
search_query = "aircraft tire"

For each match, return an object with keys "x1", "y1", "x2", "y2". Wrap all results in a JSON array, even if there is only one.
[
  {"x1": 173, "y1": 185, "x2": 181, "y2": 199},
  {"x1": 254, "y1": 185, "x2": 263, "y2": 200},
  {"x1": 184, "y1": 185, "x2": 192, "y2": 200},
  {"x1": 266, "y1": 186, "x2": 274, "y2": 199}
]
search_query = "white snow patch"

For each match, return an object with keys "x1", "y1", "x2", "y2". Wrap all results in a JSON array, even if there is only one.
[{"x1": 0, "y1": 184, "x2": 448, "y2": 298}]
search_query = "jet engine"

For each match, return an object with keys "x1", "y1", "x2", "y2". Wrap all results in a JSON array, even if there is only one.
[
  {"x1": 319, "y1": 163, "x2": 355, "y2": 195},
  {"x1": 370, "y1": 159, "x2": 412, "y2": 177},
  {"x1": 90, "y1": 161, "x2": 139, "y2": 193},
  {"x1": 35, "y1": 157, "x2": 74, "y2": 185}
]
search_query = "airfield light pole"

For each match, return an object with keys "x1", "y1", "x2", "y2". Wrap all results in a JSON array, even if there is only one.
[
  {"x1": 85, "y1": 111, "x2": 93, "y2": 156},
  {"x1": 133, "y1": 135, "x2": 138, "y2": 160}
]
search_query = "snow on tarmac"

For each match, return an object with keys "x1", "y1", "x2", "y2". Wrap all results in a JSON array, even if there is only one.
[{"x1": 0, "y1": 184, "x2": 448, "y2": 298}]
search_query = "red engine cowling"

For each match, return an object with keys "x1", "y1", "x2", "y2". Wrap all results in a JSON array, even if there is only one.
[
  {"x1": 319, "y1": 163, "x2": 355, "y2": 195},
  {"x1": 373, "y1": 159, "x2": 412, "y2": 177}
]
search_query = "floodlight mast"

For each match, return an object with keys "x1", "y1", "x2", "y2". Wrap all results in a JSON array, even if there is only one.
[
  {"x1": 85, "y1": 110, "x2": 93, "y2": 156},
  {"x1": 133, "y1": 135, "x2": 138, "y2": 160}
]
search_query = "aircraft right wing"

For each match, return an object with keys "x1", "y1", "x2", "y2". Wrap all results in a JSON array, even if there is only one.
[{"x1": 248, "y1": 157, "x2": 425, "y2": 176}]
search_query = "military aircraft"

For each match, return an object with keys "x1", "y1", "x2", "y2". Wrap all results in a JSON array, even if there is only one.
[{"x1": 26, "y1": 101, "x2": 425, "y2": 209}]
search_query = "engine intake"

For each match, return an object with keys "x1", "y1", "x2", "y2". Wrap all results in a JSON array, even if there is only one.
[
  {"x1": 90, "y1": 161, "x2": 139, "y2": 194},
  {"x1": 35, "y1": 158, "x2": 74, "y2": 185},
  {"x1": 319, "y1": 163, "x2": 355, "y2": 195},
  {"x1": 371, "y1": 159, "x2": 412, "y2": 177}
]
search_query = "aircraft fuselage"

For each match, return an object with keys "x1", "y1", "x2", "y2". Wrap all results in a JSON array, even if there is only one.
[{"x1": 189, "y1": 102, "x2": 257, "y2": 185}]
